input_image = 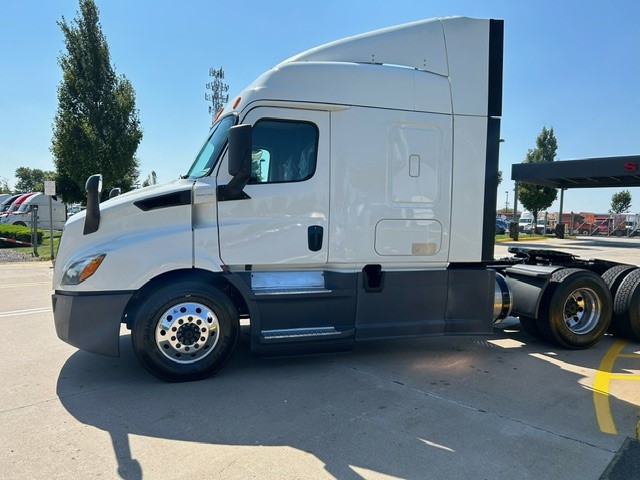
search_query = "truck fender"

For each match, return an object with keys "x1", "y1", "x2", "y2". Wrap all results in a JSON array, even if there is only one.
[
  {"x1": 504, "y1": 264, "x2": 565, "y2": 319},
  {"x1": 124, "y1": 269, "x2": 249, "y2": 329}
]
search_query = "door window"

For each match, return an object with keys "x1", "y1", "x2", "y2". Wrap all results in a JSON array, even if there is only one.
[{"x1": 249, "y1": 119, "x2": 318, "y2": 184}]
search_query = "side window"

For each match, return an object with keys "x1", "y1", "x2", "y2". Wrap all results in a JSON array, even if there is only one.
[
  {"x1": 249, "y1": 119, "x2": 318, "y2": 184},
  {"x1": 250, "y1": 148, "x2": 271, "y2": 183}
]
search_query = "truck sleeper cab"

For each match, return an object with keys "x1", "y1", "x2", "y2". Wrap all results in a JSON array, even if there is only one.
[{"x1": 52, "y1": 17, "x2": 639, "y2": 382}]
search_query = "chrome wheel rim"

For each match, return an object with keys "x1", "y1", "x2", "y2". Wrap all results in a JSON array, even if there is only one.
[
  {"x1": 563, "y1": 288, "x2": 601, "y2": 334},
  {"x1": 155, "y1": 302, "x2": 219, "y2": 363}
]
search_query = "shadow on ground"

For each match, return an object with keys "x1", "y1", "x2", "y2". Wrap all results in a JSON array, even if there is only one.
[{"x1": 55, "y1": 323, "x2": 640, "y2": 479}]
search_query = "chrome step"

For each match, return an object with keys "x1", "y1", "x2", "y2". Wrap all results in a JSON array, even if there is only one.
[
  {"x1": 260, "y1": 327, "x2": 354, "y2": 344},
  {"x1": 253, "y1": 287, "x2": 332, "y2": 296}
]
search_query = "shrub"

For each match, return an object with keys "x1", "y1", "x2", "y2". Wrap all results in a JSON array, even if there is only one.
[{"x1": 0, "y1": 224, "x2": 43, "y2": 248}]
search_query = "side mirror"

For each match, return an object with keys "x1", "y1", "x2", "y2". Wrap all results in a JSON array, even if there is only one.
[
  {"x1": 228, "y1": 124, "x2": 252, "y2": 176},
  {"x1": 109, "y1": 188, "x2": 121, "y2": 199},
  {"x1": 84, "y1": 174, "x2": 102, "y2": 235},
  {"x1": 218, "y1": 124, "x2": 253, "y2": 201}
]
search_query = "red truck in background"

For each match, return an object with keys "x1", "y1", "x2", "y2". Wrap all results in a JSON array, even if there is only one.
[{"x1": 564, "y1": 212, "x2": 630, "y2": 236}]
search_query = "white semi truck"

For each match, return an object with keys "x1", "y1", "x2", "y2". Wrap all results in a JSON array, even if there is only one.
[{"x1": 52, "y1": 17, "x2": 640, "y2": 382}]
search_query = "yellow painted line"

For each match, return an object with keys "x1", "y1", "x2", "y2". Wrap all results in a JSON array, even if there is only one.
[
  {"x1": 593, "y1": 340, "x2": 627, "y2": 435},
  {"x1": 603, "y1": 373, "x2": 640, "y2": 381}
]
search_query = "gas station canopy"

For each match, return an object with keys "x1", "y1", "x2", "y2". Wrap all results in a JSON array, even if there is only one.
[{"x1": 511, "y1": 155, "x2": 640, "y2": 189}]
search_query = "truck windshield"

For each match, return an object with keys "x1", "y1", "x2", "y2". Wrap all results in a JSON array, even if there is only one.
[{"x1": 186, "y1": 115, "x2": 236, "y2": 179}]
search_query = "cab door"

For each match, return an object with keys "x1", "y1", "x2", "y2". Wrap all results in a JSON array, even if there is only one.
[{"x1": 217, "y1": 107, "x2": 330, "y2": 268}]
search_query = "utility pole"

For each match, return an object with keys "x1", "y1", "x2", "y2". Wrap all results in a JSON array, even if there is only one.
[{"x1": 511, "y1": 184, "x2": 519, "y2": 241}]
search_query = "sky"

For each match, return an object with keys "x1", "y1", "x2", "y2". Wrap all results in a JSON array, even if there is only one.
[{"x1": 1, "y1": 0, "x2": 638, "y2": 214}]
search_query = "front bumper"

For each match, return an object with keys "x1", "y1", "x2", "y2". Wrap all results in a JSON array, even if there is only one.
[{"x1": 52, "y1": 290, "x2": 134, "y2": 357}]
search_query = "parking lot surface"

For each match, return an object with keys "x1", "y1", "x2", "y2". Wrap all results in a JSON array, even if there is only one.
[{"x1": 1, "y1": 237, "x2": 639, "y2": 479}]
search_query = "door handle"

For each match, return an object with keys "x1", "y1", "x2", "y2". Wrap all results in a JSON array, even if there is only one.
[{"x1": 308, "y1": 225, "x2": 323, "y2": 252}]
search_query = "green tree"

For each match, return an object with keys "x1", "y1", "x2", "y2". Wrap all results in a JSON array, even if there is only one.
[
  {"x1": 0, "y1": 176, "x2": 12, "y2": 194},
  {"x1": 610, "y1": 190, "x2": 632, "y2": 214},
  {"x1": 518, "y1": 127, "x2": 558, "y2": 224},
  {"x1": 52, "y1": 0, "x2": 142, "y2": 203},
  {"x1": 14, "y1": 167, "x2": 56, "y2": 193}
]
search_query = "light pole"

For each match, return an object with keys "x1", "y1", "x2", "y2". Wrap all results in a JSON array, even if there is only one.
[
  {"x1": 512, "y1": 184, "x2": 519, "y2": 241},
  {"x1": 505, "y1": 190, "x2": 509, "y2": 215}
]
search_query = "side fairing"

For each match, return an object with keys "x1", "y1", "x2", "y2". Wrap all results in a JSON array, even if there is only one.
[
  {"x1": 328, "y1": 106, "x2": 453, "y2": 266},
  {"x1": 448, "y1": 115, "x2": 489, "y2": 262}
]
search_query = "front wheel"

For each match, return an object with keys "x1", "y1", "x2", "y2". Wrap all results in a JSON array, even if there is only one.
[
  {"x1": 537, "y1": 269, "x2": 612, "y2": 349},
  {"x1": 131, "y1": 282, "x2": 239, "y2": 382}
]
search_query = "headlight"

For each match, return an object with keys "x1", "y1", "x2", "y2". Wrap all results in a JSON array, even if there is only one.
[{"x1": 61, "y1": 254, "x2": 106, "y2": 285}]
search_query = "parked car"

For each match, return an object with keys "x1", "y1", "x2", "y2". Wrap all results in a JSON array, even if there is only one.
[
  {"x1": 535, "y1": 220, "x2": 553, "y2": 234},
  {"x1": 0, "y1": 194, "x2": 21, "y2": 214},
  {"x1": 495, "y1": 219, "x2": 507, "y2": 234},
  {"x1": 0, "y1": 192, "x2": 36, "y2": 218},
  {"x1": 67, "y1": 204, "x2": 85, "y2": 216},
  {"x1": 1, "y1": 193, "x2": 67, "y2": 230},
  {"x1": 518, "y1": 217, "x2": 533, "y2": 232},
  {"x1": 522, "y1": 220, "x2": 552, "y2": 235}
]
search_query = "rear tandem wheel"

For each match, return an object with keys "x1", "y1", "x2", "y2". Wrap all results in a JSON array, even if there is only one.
[
  {"x1": 601, "y1": 264, "x2": 637, "y2": 336},
  {"x1": 612, "y1": 268, "x2": 640, "y2": 341},
  {"x1": 537, "y1": 268, "x2": 612, "y2": 349}
]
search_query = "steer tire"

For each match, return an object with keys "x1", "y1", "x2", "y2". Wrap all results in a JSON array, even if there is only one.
[
  {"x1": 537, "y1": 268, "x2": 612, "y2": 349},
  {"x1": 131, "y1": 282, "x2": 239, "y2": 382},
  {"x1": 518, "y1": 316, "x2": 546, "y2": 341},
  {"x1": 612, "y1": 268, "x2": 640, "y2": 341},
  {"x1": 601, "y1": 265, "x2": 637, "y2": 336}
]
